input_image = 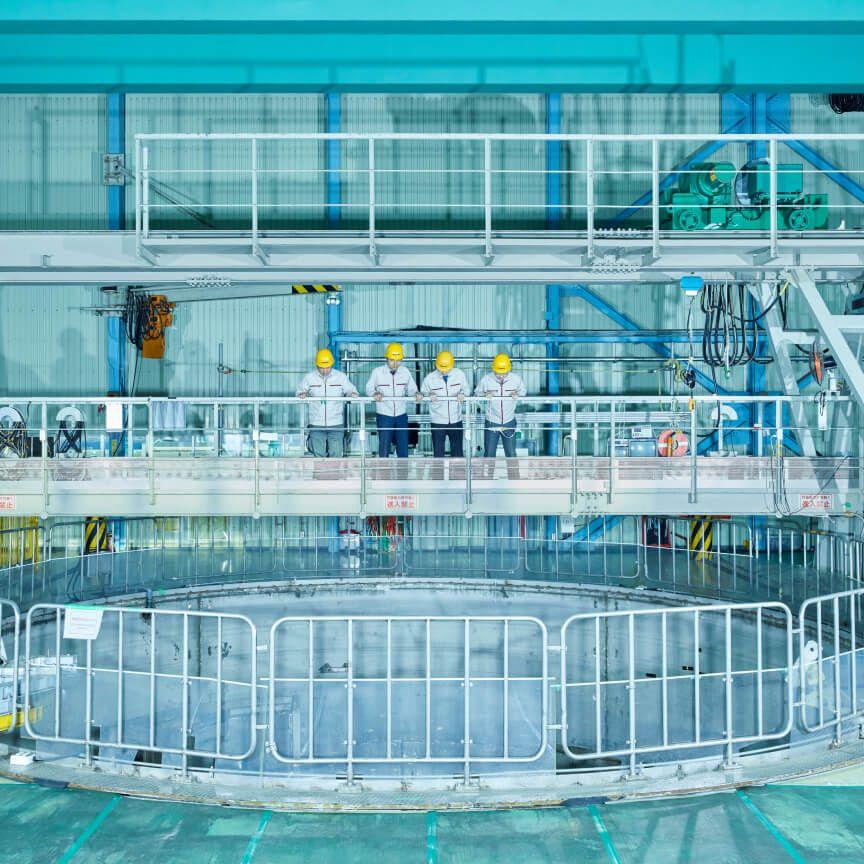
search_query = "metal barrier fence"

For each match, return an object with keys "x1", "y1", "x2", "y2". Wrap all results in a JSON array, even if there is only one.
[
  {"x1": 268, "y1": 616, "x2": 548, "y2": 782},
  {"x1": 23, "y1": 603, "x2": 257, "y2": 771},
  {"x1": 1, "y1": 516, "x2": 863, "y2": 610},
  {"x1": 1, "y1": 586, "x2": 864, "y2": 780},
  {"x1": 799, "y1": 587, "x2": 864, "y2": 739},
  {"x1": 0, "y1": 600, "x2": 20, "y2": 735},
  {"x1": 640, "y1": 518, "x2": 862, "y2": 606},
  {"x1": 560, "y1": 602, "x2": 794, "y2": 773}
]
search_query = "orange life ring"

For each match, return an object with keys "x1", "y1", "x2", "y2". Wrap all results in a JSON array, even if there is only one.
[{"x1": 657, "y1": 428, "x2": 689, "y2": 457}]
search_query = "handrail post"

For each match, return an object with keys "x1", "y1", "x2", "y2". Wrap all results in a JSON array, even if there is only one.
[
  {"x1": 608, "y1": 401, "x2": 615, "y2": 504},
  {"x1": 253, "y1": 400, "x2": 261, "y2": 513},
  {"x1": 250, "y1": 138, "x2": 262, "y2": 262},
  {"x1": 359, "y1": 405, "x2": 367, "y2": 515},
  {"x1": 586, "y1": 138, "x2": 595, "y2": 260},
  {"x1": 142, "y1": 145, "x2": 150, "y2": 239},
  {"x1": 483, "y1": 137, "x2": 493, "y2": 264},
  {"x1": 570, "y1": 398, "x2": 578, "y2": 516},
  {"x1": 689, "y1": 403, "x2": 698, "y2": 504},
  {"x1": 134, "y1": 136, "x2": 142, "y2": 256},
  {"x1": 769, "y1": 138, "x2": 778, "y2": 259},
  {"x1": 368, "y1": 138, "x2": 377, "y2": 263},
  {"x1": 651, "y1": 138, "x2": 660, "y2": 258},
  {"x1": 465, "y1": 401, "x2": 474, "y2": 517},
  {"x1": 147, "y1": 399, "x2": 155, "y2": 504},
  {"x1": 40, "y1": 400, "x2": 48, "y2": 512}
]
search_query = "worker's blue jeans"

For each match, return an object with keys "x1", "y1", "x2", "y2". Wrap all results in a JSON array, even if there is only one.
[
  {"x1": 483, "y1": 419, "x2": 517, "y2": 457},
  {"x1": 376, "y1": 413, "x2": 409, "y2": 457}
]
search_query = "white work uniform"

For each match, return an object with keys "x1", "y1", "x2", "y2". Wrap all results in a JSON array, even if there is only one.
[
  {"x1": 420, "y1": 368, "x2": 468, "y2": 425},
  {"x1": 475, "y1": 372, "x2": 527, "y2": 426},
  {"x1": 365, "y1": 365, "x2": 419, "y2": 417},
  {"x1": 296, "y1": 369, "x2": 358, "y2": 427}
]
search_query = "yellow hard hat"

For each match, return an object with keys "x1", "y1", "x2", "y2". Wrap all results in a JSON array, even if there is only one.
[
  {"x1": 385, "y1": 342, "x2": 404, "y2": 362},
  {"x1": 491, "y1": 353, "x2": 512, "y2": 374},
  {"x1": 435, "y1": 350, "x2": 455, "y2": 373},
  {"x1": 315, "y1": 348, "x2": 335, "y2": 368}
]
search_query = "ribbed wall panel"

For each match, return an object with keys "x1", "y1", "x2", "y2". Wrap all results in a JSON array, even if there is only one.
[
  {"x1": 790, "y1": 95, "x2": 864, "y2": 229},
  {"x1": 125, "y1": 94, "x2": 325, "y2": 231},
  {"x1": 134, "y1": 292, "x2": 324, "y2": 397},
  {"x1": 341, "y1": 282, "x2": 547, "y2": 393},
  {"x1": 0, "y1": 95, "x2": 106, "y2": 229},
  {"x1": 341, "y1": 95, "x2": 546, "y2": 230},
  {"x1": 0, "y1": 285, "x2": 107, "y2": 395}
]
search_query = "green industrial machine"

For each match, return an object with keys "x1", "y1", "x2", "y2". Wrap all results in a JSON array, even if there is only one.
[{"x1": 661, "y1": 161, "x2": 829, "y2": 231}]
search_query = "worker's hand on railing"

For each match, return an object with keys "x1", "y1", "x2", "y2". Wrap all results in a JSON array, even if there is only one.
[
  {"x1": 429, "y1": 394, "x2": 438, "y2": 402},
  {"x1": 414, "y1": 392, "x2": 422, "y2": 402},
  {"x1": 298, "y1": 391, "x2": 308, "y2": 400},
  {"x1": 348, "y1": 392, "x2": 358, "y2": 399},
  {"x1": 457, "y1": 393, "x2": 466, "y2": 402},
  {"x1": 374, "y1": 392, "x2": 383, "y2": 402}
]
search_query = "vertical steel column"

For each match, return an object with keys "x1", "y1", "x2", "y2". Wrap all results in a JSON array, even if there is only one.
[
  {"x1": 107, "y1": 93, "x2": 125, "y2": 231},
  {"x1": 107, "y1": 91, "x2": 127, "y2": 482},
  {"x1": 326, "y1": 94, "x2": 343, "y2": 546},
  {"x1": 544, "y1": 94, "x2": 563, "y2": 543}
]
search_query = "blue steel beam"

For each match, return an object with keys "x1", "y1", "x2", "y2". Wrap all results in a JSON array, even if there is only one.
[
  {"x1": 3, "y1": 5, "x2": 864, "y2": 92},
  {"x1": 330, "y1": 329, "x2": 769, "y2": 349},
  {"x1": 545, "y1": 93, "x2": 562, "y2": 540},
  {"x1": 545, "y1": 93, "x2": 563, "y2": 460}
]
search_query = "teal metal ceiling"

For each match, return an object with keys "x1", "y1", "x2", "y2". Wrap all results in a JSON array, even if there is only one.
[{"x1": 1, "y1": 2, "x2": 863, "y2": 93}]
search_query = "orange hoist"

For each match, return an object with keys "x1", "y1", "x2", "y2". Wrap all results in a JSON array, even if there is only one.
[{"x1": 141, "y1": 295, "x2": 174, "y2": 359}]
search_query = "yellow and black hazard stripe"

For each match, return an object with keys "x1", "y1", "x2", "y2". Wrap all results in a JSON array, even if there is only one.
[
  {"x1": 689, "y1": 517, "x2": 713, "y2": 561},
  {"x1": 84, "y1": 517, "x2": 109, "y2": 554},
  {"x1": 291, "y1": 284, "x2": 341, "y2": 295}
]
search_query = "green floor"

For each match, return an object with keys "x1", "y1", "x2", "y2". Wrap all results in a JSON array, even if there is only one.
[{"x1": 2, "y1": 782, "x2": 864, "y2": 863}]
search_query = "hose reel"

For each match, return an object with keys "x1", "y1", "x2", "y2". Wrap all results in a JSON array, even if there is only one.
[{"x1": 0, "y1": 407, "x2": 26, "y2": 458}]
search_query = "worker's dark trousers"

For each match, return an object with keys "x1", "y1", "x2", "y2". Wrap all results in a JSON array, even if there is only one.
[
  {"x1": 430, "y1": 422, "x2": 464, "y2": 457},
  {"x1": 376, "y1": 413, "x2": 409, "y2": 457}
]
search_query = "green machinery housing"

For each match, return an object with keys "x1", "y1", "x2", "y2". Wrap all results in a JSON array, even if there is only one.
[{"x1": 661, "y1": 161, "x2": 828, "y2": 231}]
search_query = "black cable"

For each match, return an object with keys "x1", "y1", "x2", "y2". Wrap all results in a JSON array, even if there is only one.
[
  {"x1": 0, "y1": 422, "x2": 26, "y2": 458},
  {"x1": 829, "y1": 94, "x2": 864, "y2": 114}
]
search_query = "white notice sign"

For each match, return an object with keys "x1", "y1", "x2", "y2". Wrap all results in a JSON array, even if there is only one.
[
  {"x1": 384, "y1": 494, "x2": 418, "y2": 512},
  {"x1": 0, "y1": 496, "x2": 15, "y2": 511},
  {"x1": 799, "y1": 494, "x2": 834, "y2": 512},
  {"x1": 63, "y1": 607, "x2": 104, "y2": 640}
]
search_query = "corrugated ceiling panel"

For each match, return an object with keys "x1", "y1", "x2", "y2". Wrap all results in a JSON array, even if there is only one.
[{"x1": 0, "y1": 95, "x2": 106, "y2": 229}]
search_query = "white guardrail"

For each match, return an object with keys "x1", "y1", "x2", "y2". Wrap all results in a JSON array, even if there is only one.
[{"x1": 134, "y1": 132, "x2": 864, "y2": 262}]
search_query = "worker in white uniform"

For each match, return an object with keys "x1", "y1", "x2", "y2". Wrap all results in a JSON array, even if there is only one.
[
  {"x1": 420, "y1": 350, "x2": 467, "y2": 457},
  {"x1": 475, "y1": 353, "x2": 527, "y2": 457},
  {"x1": 296, "y1": 348, "x2": 358, "y2": 457},
  {"x1": 365, "y1": 343, "x2": 421, "y2": 457}
]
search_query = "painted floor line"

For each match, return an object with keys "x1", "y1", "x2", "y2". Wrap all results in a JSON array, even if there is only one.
[
  {"x1": 736, "y1": 790, "x2": 808, "y2": 864},
  {"x1": 587, "y1": 804, "x2": 623, "y2": 864},
  {"x1": 426, "y1": 810, "x2": 438, "y2": 864},
  {"x1": 57, "y1": 794, "x2": 122, "y2": 864},
  {"x1": 241, "y1": 810, "x2": 272, "y2": 864}
]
